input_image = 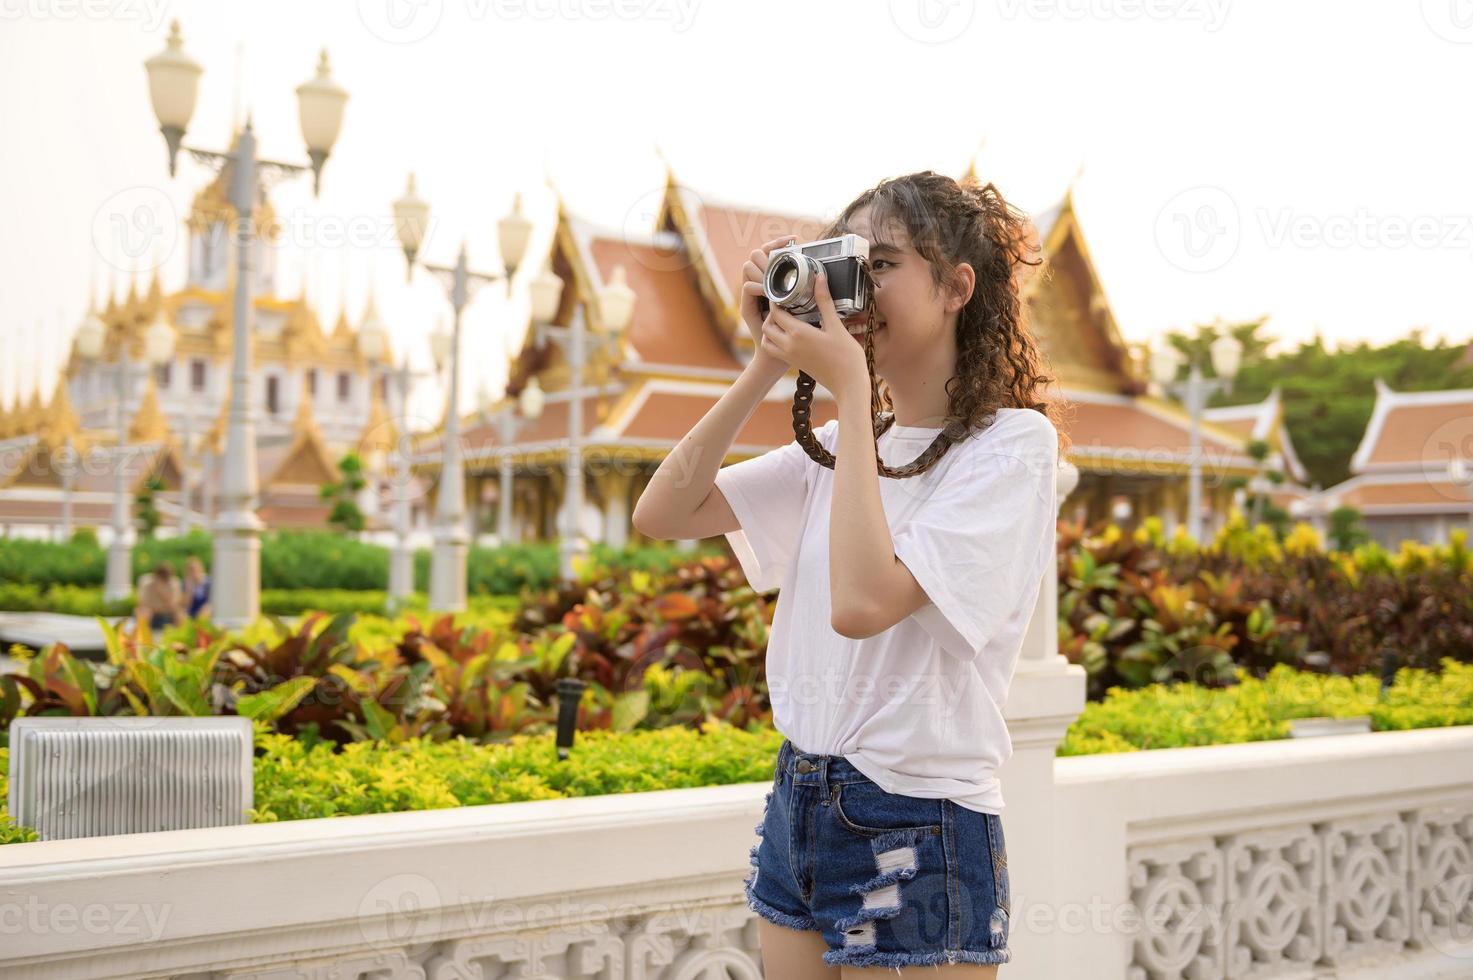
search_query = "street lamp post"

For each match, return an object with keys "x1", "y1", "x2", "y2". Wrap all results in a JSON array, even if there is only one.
[
  {"x1": 177, "y1": 409, "x2": 194, "y2": 536},
  {"x1": 496, "y1": 407, "x2": 520, "y2": 546},
  {"x1": 357, "y1": 315, "x2": 435, "y2": 613},
  {"x1": 386, "y1": 369, "x2": 416, "y2": 610},
  {"x1": 533, "y1": 265, "x2": 633, "y2": 581},
  {"x1": 76, "y1": 308, "x2": 176, "y2": 600},
  {"x1": 472, "y1": 379, "x2": 537, "y2": 548},
  {"x1": 516, "y1": 377, "x2": 546, "y2": 544},
  {"x1": 1148, "y1": 333, "x2": 1244, "y2": 542},
  {"x1": 144, "y1": 20, "x2": 348, "y2": 628},
  {"x1": 57, "y1": 440, "x2": 76, "y2": 543},
  {"x1": 392, "y1": 176, "x2": 533, "y2": 612},
  {"x1": 1448, "y1": 458, "x2": 1473, "y2": 539}
]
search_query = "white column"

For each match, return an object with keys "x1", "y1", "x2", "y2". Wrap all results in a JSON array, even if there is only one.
[
  {"x1": 211, "y1": 122, "x2": 265, "y2": 629},
  {"x1": 1161, "y1": 478, "x2": 1180, "y2": 535},
  {"x1": 602, "y1": 472, "x2": 630, "y2": 550},
  {"x1": 103, "y1": 353, "x2": 134, "y2": 602},
  {"x1": 497, "y1": 409, "x2": 516, "y2": 547},
  {"x1": 998, "y1": 460, "x2": 1087, "y2": 980},
  {"x1": 388, "y1": 443, "x2": 414, "y2": 609},
  {"x1": 429, "y1": 252, "x2": 470, "y2": 613},
  {"x1": 559, "y1": 306, "x2": 589, "y2": 581},
  {"x1": 58, "y1": 444, "x2": 75, "y2": 542}
]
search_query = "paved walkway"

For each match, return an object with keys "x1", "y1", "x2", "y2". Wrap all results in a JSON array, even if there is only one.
[
  {"x1": 0, "y1": 611, "x2": 123, "y2": 665},
  {"x1": 0, "y1": 611, "x2": 120, "y2": 649},
  {"x1": 0, "y1": 611, "x2": 308, "y2": 676}
]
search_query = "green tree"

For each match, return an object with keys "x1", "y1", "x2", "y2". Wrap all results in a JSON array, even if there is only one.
[
  {"x1": 1164, "y1": 321, "x2": 1473, "y2": 490},
  {"x1": 319, "y1": 453, "x2": 367, "y2": 534},
  {"x1": 1327, "y1": 505, "x2": 1370, "y2": 552},
  {"x1": 134, "y1": 475, "x2": 165, "y2": 539}
]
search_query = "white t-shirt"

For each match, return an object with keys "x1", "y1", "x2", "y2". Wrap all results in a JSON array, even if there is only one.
[{"x1": 714, "y1": 407, "x2": 1059, "y2": 814}]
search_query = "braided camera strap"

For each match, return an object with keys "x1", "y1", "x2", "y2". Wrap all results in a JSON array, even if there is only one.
[{"x1": 789, "y1": 259, "x2": 960, "y2": 478}]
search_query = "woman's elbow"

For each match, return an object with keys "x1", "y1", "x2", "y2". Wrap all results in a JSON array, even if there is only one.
[
  {"x1": 631, "y1": 510, "x2": 668, "y2": 541},
  {"x1": 831, "y1": 603, "x2": 877, "y2": 640}
]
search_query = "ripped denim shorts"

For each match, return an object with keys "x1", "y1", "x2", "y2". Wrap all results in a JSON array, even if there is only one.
[{"x1": 743, "y1": 737, "x2": 1011, "y2": 970}]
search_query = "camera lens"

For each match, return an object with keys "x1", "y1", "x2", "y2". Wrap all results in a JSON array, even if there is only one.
[{"x1": 764, "y1": 253, "x2": 815, "y2": 310}]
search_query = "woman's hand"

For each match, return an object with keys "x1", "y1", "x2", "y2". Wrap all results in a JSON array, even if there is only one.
[
  {"x1": 759, "y1": 264, "x2": 870, "y2": 401},
  {"x1": 740, "y1": 236, "x2": 799, "y2": 360}
]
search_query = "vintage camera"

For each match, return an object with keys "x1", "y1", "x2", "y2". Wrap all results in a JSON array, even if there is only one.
[{"x1": 761, "y1": 233, "x2": 871, "y2": 325}]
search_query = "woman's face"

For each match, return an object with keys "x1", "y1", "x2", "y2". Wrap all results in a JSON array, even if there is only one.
[{"x1": 837, "y1": 204, "x2": 958, "y2": 370}]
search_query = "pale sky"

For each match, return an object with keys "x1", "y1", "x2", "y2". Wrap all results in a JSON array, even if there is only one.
[{"x1": 3, "y1": 0, "x2": 1471, "y2": 423}]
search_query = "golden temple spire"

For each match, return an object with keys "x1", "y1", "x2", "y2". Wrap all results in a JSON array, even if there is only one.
[
  {"x1": 103, "y1": 263, "x2": 119, "y2": 318},
  {"x1": 292, "y1": 386, "x2": 323, "y2": 440},
  {"x1": 356, "y1": 379, "x2": 397, "y2": 465},
  {"x1": 128, "y1": 376, "x2": 171, "y2": 444},
  {"x1": 25, "y1": 380, "x2": 44, "y2": 430},
  {"x1": 41, "y1": 376, "x2": 82, "y2": 450},
  {"x1": 1067, "y1": 159, "x2": 1086, "y2": 202},
  {"x1": 146, "y1": 265, "x2": 164, "y2": 312},
  {"x1": 962, "y1": 136, "x2": 987, "y2": 184}
]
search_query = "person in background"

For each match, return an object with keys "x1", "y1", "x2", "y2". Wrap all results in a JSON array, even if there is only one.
[
  {"x1": 183, "y1": 555, "x2": 211, "y2": 620},
  {"x1": 134, "y1": 561, "x2": 183, "y2": 632}
]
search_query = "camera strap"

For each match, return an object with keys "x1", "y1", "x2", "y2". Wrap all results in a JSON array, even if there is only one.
[{"x1": 789, "y1": 259, "x2": 959, "y2": 479}]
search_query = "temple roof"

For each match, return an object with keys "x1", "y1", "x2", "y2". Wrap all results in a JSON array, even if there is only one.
[
  {"x1": 0, "y1": 440, "x2": 182, "y2": 495},
  {"x1": 463, "y1": 166, "x2": 1252, "y2": 478},
  {"x1": 1202, "y1": 386, "x2": 1311, "y2": 484},
  {"x1": 127, "y1": 377, "x2": 171, "y2": 445},
  {"x1": 1321, "y1": 475, "x2": 1471, "y2": 512},
  {"x1": 1348, "y1": 379, "x2": 1473, "y2": 473}
]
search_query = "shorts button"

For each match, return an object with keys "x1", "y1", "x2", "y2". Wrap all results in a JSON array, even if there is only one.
[{"x1": 796, "y1": 759, "x2": 814, "y2": 773}]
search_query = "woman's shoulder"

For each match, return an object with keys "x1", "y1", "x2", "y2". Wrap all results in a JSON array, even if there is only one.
[
  {"x1": 815, "y1": 410, "x2": 1056, "y2": 459},
  {"x1": 965, "y1": 407, "x2": 1057, "y2": 454}
]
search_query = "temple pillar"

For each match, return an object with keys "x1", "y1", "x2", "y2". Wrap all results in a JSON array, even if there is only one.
[
  {"x1": 601, "y1": 470, "x2": 632, "y2": 550},
  {"x1": 1161, "y1": 476, "x2": 1181, "y2": 535}
]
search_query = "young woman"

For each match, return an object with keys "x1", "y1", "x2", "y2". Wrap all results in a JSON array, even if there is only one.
[
  {"x1": 133, "y1": 561, "x2": 183, "y2": 633},
  {"x1": 632, "y1": 170, "x2": 1068, "y2": 976},
  {"x1": 182, "y1": 556, "x2": 211, "y2": 620}
]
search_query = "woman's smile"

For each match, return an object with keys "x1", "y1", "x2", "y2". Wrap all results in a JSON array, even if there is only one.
[{"x1": 843, "y1": 314, "x2": 885, "y2": 338}]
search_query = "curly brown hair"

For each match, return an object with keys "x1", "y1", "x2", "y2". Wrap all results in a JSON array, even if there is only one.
[{"x1": 820, "y1": 169, "x2": 1073, "y2": 458}]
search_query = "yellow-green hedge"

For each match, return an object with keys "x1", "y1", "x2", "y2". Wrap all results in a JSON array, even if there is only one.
[
  {"x1": 1058, "y1": 658, "x2": 1473, "y2": 755},
  {"x1": 4, "y1": 661, "x2": 1469, "y2": 843},
  {"x1": 0, "y1": 748, "x2": 38, "y2": 844},
  {"x1": 247, "y1": 720, "x2": 784, "y2": 823}
]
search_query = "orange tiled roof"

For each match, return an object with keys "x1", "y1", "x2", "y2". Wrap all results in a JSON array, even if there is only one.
[
  {"x1": 473, "y1": 176, "x2": 1246, "y2": 480},
  {"x1": 0, "y1": 497, "x2": 112, "y2": 525},
  {"x1": 1328, "y1": 477, "x2": 1472, "y2": 511},
  {"x1": 258, "y1": 500, "x2": 335, "y2": 529},
  {"x1": 696, "y1": 203, "x2": 831, "y2": 316},
  {"x1": 1059, "y1": 395, "x2": 1255, "y2": 471},
  {"x1": 1321, "y1": 381, "x2": 1473, "y2": 516},
  {"x1": 1362, "y1": 398, "x2": 1473, "y2": 468},
  {"x1": 616, "y1": 390, "x2": 838, "y2": 449},
  {"x1": 585, "y1": 236, "x2": 738, "y2": 371},
  {"x1": 1201, "y1": 387, "x2": 1311, "y2": 484}
]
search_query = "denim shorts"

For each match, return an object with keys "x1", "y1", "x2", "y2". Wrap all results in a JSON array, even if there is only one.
[{"x1": 743, "y1": 737, "x2": 1011, "y2": 970}]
